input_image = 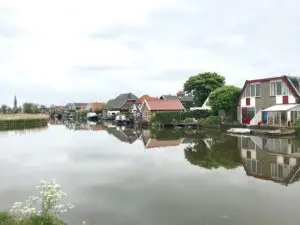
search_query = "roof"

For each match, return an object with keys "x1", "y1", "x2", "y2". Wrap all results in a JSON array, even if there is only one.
[
  {"x1": 136, "y1": 95, "x2": 156, "y2": 104},
  {"x1": 104, "y1": 93, "x2": 138, "y2": 110},
  {"x1": 179, "y1": 95, "x2": 193, "y2": 102},
  {"x1": 92, "y1": 102, "x2": 104, "y2": 110},
  {"x1": 160, "y1": 95, "x2": 179, "y2": 100},
  {"x1": 74, "y1": 103, "x2": 88, "y2": 108},
  {"x1": 238, "y1": 75, "x2": 300, "y2": 106},
  {"x1": 146, "y1": 138, "x2": 183, "y2": 149},
  {"x1": 145, "y1": 99, "x2": 185, "y2": 111},
  {"x1": 262, "y1": 104, "x2": 298, "y2": 112}
]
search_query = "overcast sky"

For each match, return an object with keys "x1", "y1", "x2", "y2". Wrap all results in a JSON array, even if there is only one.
[{"x1": 1, "y1": 0, "x2": 300, "y2": 106}]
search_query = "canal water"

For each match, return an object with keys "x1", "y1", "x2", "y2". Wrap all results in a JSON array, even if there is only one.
[{"x1": 1, "y1": 120, "x2": 300, "y2": 225}]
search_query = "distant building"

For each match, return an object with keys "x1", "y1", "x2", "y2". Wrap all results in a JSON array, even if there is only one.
[
  {"x1": 85, "y1": 102, "x2": 105, "y2": 112},
  {"x1": 14, "y1": 95, "x2": 17, "y2": 109},
  {"x1": 141, "y1": 99, "x2": 185, "y2": 121},
  {"x1": 103, "y1": 93, "x2": 138, "y2": 118},
  {"x1": 160, "y1": 94, "x2": 195, "y2": 109}
]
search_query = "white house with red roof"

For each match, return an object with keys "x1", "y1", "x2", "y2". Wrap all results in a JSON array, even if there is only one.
[
  {"x1": 237, "y1": 75, "x2": 300, "y2": 127},
  {"x1": 141, "y1": 99, "x2": 185, "y2": 121}
]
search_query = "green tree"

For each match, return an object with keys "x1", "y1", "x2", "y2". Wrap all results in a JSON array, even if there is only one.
[
  {"x1": 23, "y1": 103, "x2": 40, "y2": 114},
  {"x1": 209, "y1": 85, "x2": 241, "y2": 116},
  {"x1": 184, "y1": 72, "x2": 225, "y2": 106},
  {"x1": 0, "y1": 105, "x2": 8, "y2": 114}
]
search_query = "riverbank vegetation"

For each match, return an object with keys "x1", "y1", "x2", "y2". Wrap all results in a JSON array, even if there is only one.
[
  {"x1": 0, "y1": 180, "x2": 73, "y2": 225},
  {"x1": 0, "y1": 114, "x2": 49, "y2": 131}
]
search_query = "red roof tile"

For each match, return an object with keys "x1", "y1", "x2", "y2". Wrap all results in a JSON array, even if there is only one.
[
  {"x1": 145, "y1": 99, "x2": 185, "y2": 111},
  {"x1": 136, "y1": 95, "x2": 156, "y2": 104},
  {"x1": 146, "y1": 139, "x2": 183, "y2": 149},
  {"x1": 92, "y1": 102, "x2": 104, "y2": 110}
]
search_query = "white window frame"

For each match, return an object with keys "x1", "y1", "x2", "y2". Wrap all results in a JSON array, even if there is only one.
[
  {"x1": 270, "y1": 80, "x2": 290, "y2": 96},
  {"x1": 245, "y1": 83, "x2": 261, "y2": 98}
]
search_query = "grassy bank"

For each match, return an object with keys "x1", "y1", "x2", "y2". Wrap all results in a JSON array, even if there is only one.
[{"x1": 0, "y1": 114, "x2": 49, "y2": 131}]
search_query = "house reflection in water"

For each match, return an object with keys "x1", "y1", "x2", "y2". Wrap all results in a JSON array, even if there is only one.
[
  {"x1": 141, "y1": 130, "x2": 184, "y2": 149},
  {"x1": 65, "y1": 121, "x2": 105, "y2": 132},
  {"x1": 238, "y1": 135, "x2": 300, "y2": 186},
  {"x1": 106, "y1": 126, "x2": 140, "y2": 144}
]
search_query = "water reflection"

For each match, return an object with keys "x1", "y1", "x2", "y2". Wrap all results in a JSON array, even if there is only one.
[
  {"x1": 238, "y1": 135, "x2": 300, "y2": 186},
  {"x1": 43, "y1": 120, "x2": 300, "y2": 186}
]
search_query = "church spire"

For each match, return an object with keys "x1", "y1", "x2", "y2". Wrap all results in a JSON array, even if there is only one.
[{"x1": 14, "y1": 95, "x2": 17, "y2": 109}]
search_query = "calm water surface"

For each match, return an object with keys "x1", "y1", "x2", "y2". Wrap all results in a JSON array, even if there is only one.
[{"x1": 1, "y1": 121, "x2": 300, "y2": 225}]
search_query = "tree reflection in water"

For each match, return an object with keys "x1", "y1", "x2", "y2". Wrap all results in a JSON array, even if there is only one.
[{"x1": 184, "y1": 134, "x2": 242, "y2": 169}]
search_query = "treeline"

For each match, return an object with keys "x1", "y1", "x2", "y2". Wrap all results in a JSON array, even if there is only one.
[{"x1": 0, "y1": 103, "x2": 47, "y2": 114}]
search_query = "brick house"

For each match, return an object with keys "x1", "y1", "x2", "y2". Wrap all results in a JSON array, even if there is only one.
[
  {"x1": 141, "y1": 99, "x2": 185, "y2": 121},
  {"x1": 237, "y1": 75, "x2": 300, "y2": 126}
]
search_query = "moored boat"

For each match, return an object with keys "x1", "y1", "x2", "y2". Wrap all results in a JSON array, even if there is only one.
[{"x1": 227, "y1": 128, "x2": 251, "y2": 134}]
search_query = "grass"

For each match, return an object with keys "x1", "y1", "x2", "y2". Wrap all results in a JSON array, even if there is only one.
[
  {"x1": 0, "y1": 114, "x2": 49, "y2": 121},
  {"x1": 0, "y1": 212, "x2": 65, "y2": 225}
]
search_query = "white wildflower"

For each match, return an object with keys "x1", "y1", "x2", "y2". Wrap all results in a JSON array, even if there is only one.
[{"x1": 10, "y1": 179, "x2": 74, "y2": 219}]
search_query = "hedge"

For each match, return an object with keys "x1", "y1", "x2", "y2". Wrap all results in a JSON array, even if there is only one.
[{"x1": 153, "y1": 110, "x2": 212, "y2": 124}]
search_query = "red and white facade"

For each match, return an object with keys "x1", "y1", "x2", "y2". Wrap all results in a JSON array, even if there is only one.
[{"x1": 238, "y1": 76, "x2": 300, "y2": 126}]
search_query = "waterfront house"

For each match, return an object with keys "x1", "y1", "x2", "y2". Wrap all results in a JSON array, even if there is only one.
[
  {"x1": 65, "y1": 103, "x2": 88, "y2": 112},
  {"x1": 160, "y1": 94, "x2": 195, "y2": 109},
  {"x1": 130, "y1": 95, "x2": 156, "y2": 118},
  {"x1": 103, "y1": 93, "x2": 138, "y2": 118},
  {"x1": 141, "y1": 99, "x2": 185, "y2": 121},
  {"x1": 106, "y1": 126, "x2": 139, "y2": 144},
  {"x1": 85, "y1": 102, "x2": 105, "y2": 112},
  {"x1": 237, "y1": 76, "x2": 300, "y2": 127}
]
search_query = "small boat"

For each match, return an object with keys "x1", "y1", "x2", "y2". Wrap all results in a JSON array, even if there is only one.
[
  {"x1": 87, "y1": 112, "x2": 98, "y2": 120},
  {"x1": 268, "y1": 129, "x2": 295, "y2": 136},
  {"x1": 115, "y1": 115, "x2": 127, "y2": 126},
  {"x1": 227, "y1": 128, "x2": 251, "y2": 134}
]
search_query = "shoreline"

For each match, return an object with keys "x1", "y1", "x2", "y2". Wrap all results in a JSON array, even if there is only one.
[{"x1": 0, "y1": 114, "x2": 49, "y2": 131}]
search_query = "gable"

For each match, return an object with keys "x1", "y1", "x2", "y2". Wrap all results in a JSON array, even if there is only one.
[{"x1": 238, "y1": 76, "x2": 300, "y2": 105}]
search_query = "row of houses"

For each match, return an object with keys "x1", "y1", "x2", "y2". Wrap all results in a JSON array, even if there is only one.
[
  {"x1": 102, "y1": 93, "x2": 201, "y2": 121},
  {"x1": 63, "y1": 93, "x2": 205, "y2": 121},
  {"x1": 60, "y1": 74, "x2": 300, "y2": 127}
]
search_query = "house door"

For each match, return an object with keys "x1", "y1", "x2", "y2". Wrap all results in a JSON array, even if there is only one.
[
  {"x1": 242, "y1": 107, "x2": 255, "y2": 124},
  {"x1": 263, "y1": 111, "x2": 268, "y2": 123}
]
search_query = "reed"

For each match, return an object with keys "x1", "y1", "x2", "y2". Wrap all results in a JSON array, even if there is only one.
[{"x1": 0, "y1": 114, "x2": 49, "y2": 131}]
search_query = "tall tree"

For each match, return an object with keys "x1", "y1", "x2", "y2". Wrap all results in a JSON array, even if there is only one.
[
  {"x1": 209, "y1": 85, "x2": 241, "y2": 117},
  {"x1": 23, "y1": 103, "x2": 40, "y2": 114},
  {"x1": 184, "y1": 72, "x2": 225, "y2": 106}
]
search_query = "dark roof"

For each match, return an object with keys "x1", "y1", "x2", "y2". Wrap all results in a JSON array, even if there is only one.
[
  {"x1": 285, "y1": 76, "x2": 300, "y2": 98},
  {"x1": 74, "y1": 103, "x2": 88, "y2": 108},
  {"x1": 104, "y1": 93, "x2": 138, "y2": 110},
  {"x1": 179, "y1": 95, "x2": 194, "y2": 102},
  {"x1": 160, "y1": 95, "x2": 179, "y2": 100}
]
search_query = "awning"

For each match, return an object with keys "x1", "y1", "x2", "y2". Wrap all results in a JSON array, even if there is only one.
[{"x1": 262, "y1": 104, "x2": 298, "y2": 112}]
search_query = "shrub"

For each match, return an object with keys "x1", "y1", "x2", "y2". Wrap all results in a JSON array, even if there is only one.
[
  {"x1": 203, "y1": 116, "x2": 221, "y2": 125},
  {"x1": 153, "y1": 110, "x2": 211, "y2": 124},
  {"x1": 183, "y1": 117, "x2": 196, "y2": 123},
  {"x1": 293, "y1": 118, "x2": 300, "y2": 136}
]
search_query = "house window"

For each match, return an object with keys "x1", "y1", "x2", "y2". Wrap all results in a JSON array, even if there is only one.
[
  {"x1": 256, "y1": 84, "x2": 261, "y2": 96},
  {"x1": 245, "y1": 83, "x2": 261, "y2": 97},
  {"x1": 270, "y1": 80, "x2": 290, "y2": 96}
]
